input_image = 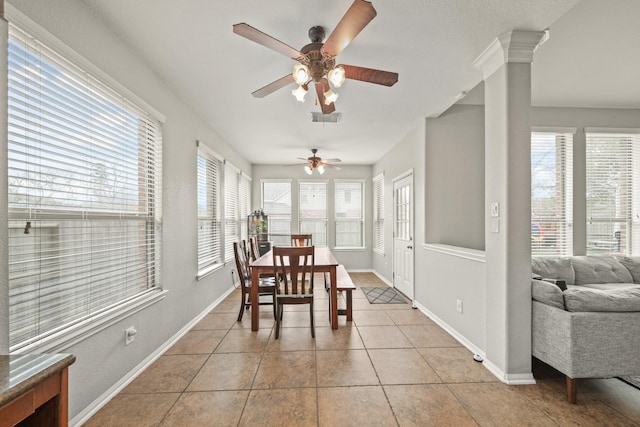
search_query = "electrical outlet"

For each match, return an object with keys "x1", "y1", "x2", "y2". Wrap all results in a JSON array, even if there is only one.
[
  {"x1": 456, "y1": 299, "x2": 463, "y2": 313},
  {"x1": 125, "y1": 326, "x2": 137, "y2": 346}
]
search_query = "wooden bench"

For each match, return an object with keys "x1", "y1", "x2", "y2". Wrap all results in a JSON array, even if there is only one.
[{"x1": 324, "y1": 265, "x2": 356, "y2": 321}]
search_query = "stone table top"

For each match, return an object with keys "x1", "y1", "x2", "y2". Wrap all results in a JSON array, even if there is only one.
[{"x1": 0, "y1": 353, "x2": 76, "y2": 407}]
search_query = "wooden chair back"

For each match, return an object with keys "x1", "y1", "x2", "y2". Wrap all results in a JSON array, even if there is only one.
[
  {"x1": 291, "y1": 234, "x2": 312, "y2": 247},
  {"x1": 248, "y1": 236, "x2": 260, "y2": 261},
  {"x1": 233, "y1": 241, "x2": 251, "y2": 288},
  {"x1": 272, "y1": 246, "x2": 315, "y2": 295}
]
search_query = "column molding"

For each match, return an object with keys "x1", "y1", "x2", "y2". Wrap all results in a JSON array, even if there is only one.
[{"x1": 474, "y1": 30, "x2": 548, "y2": 80}]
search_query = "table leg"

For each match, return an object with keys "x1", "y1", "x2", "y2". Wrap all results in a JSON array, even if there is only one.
[
  {"x1": 330, "y1": 267, "x2": 338, "y2": 329},
  {"x1": 251, "y1": 267, "x2": 260, "y2": 331}
]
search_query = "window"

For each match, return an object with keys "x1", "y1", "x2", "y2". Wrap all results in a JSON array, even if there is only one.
[
  {"x1": 239, "y1": 173, "x2": 252, "y2": 242},
  {"x1": 335, "y1": 181, "x2": 365, "y2": 248},
  {"x1": 373, "y1": 173, "x2": 385, "y2": 254},
  {"x1": 224, "y1": 162, "x2": 240, "y2": 262},
  {"x1": 586, "y1": 130, "x2": 640, "y2": 256},
  {"x1": 299, "y1": 181, "x2": 327, "y2": 246},
  {"x1": 531, "y1": 131, "x2": 573, "y2": 256},
  {"x1": 197, "y1": 145, "x2": 222, "y2": 275},
  {"x1": 7, "y1": 24, "x2": 163, "y2": 351},
  {"x1": 262, "y1": 180, "x2": 292, "y2": 246}
]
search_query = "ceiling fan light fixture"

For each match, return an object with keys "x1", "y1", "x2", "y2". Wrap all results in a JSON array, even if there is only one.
[
  {"x1": 317, "y1": 165, "x2": 325, "y2": 174},
  {"x1": 292, "y1": 84, "x2": 308, "y2": 102},
  {"x1": 324, "y1": 89, "x2": 338, "y2": 105},
  {"x1": 328, "y1": 66, "x2": 346, "y2": 88},
  {"x1": 292, "y1": 63, "x2": 310, "y2": 85},
  {"x1": 304, "y1": 165, "x2": 313, "y2": 175}
]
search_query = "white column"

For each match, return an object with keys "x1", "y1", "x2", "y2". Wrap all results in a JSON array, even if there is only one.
[{"x1": 474, "y1": 30, "x2": 546, "y2": 382}]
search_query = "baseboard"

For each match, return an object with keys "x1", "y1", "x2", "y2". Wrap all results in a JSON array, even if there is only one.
[
  {"x1": 70, "y1": 286, "x2": 236, "y2": 427},
  {"x1": 413, "y1": 300, "x2": 535, "y2": 385}
]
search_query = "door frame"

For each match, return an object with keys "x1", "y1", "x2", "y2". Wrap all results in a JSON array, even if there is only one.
[{"x1": 392, "y1": 169, "x2": 415, "y2": 300}]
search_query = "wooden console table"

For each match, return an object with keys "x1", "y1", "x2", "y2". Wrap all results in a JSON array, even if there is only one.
[{"x1": 0, "y1": 354, "x2": 75, "y2": 427}]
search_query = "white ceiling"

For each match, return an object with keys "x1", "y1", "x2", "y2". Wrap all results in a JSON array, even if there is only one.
[{"x1": 79, "y1": 0, "x2": 638, "y2": 165}]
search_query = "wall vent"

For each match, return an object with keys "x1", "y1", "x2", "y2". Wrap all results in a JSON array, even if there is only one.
[{"x1": 311, "y1": 112, "x2": 341, "y2": 123}]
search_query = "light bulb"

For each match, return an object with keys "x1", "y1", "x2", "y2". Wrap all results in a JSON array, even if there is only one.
[
  {"x1": 318, "y1": 165, "x2": 325, "y2": 174},
  {"x1": 324, "y1": 89, "x2": 338, "y2": 105},
  {"x1": 328, "y1": 66, "x2": 346, "y2": 88},
  {"x1": 292, "y1": 84, "x2": 307, "y2": 102},
  {"x1": 292, "y1": 63, "x2": 310, "y2": 85},
  {"x1": 304, "y1": 165, "x2": 312, "y2": 175}
]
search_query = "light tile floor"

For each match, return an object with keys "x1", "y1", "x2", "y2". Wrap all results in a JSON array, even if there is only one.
[{"x1": 85, "y1": 273, "x2": 640, "y2": 426}]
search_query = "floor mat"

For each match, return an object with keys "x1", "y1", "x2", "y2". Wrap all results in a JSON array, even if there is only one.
[
  {"x1": 361, "y1": 287, "x2": 407, "y2": 304},
  {"x1": 619, "y1": 376, "x2": 640, "y2": 390}
]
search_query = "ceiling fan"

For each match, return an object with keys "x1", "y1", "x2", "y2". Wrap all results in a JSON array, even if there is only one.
[
  {"x1": 293, "y1": 149, "x2": 341, "y2": 174},
  {"x1": 233, "y1": 0, "x2": 398, "y2": 114}
]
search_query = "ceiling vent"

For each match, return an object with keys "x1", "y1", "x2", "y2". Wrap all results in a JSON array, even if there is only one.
[{"x1": 311, "y1": 112, "x2": 341, "y2": 123}]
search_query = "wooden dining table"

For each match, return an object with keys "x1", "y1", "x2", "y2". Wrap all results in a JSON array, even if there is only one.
[{"x1": 249, "y1": 247, "x2": 340, "y2": 331}]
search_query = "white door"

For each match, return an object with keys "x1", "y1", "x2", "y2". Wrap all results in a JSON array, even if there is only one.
[{"x1": 393, "y1": 172, "x2": 414, "y2": 299}]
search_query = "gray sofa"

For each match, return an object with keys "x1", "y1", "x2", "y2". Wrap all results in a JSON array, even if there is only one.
[{"x1": 531, "y1": 256, "x2": 640, "y2": 403}]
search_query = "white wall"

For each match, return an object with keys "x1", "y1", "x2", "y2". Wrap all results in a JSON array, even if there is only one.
[
  {"x1": 374, "y1": 100, "x2": 640, "y2": 373},
  {"x1": 252, "y1": 164, "x2": 373, "y2": 269},
  {"x1": 3, "y1": 0, "x2": 251, "y2": 421}
]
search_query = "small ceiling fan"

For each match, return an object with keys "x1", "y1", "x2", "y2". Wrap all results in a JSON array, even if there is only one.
[
  {"x1": 233, "y1": 0, "x2": 398, "y2": 114},
  {"x1": 292, "y1": 149, "x2": 341, "y2": 174}
]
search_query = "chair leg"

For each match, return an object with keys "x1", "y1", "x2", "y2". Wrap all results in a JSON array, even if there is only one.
[
  {"x1": 237, "y1": 292, "x2": 246, "y2": 322},
  {"x1": 275, "y1": 302, "x2": 282, "y2": 339},
  {"x1": 272, "y1": 291, "x2": 277, "y2": 319},
  {"x1": 310, "y1": 303, "x2": 315, "y2": 338}
]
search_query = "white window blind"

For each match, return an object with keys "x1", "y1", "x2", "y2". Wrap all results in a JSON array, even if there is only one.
[
  {"x1": 299, "y1": 181, "x2": 327, "y2": 247},
  {"x1": 262, "y1": 181, "x2": 291, "y2": 246},
  {"x1": 239, "y1": 173, "x2": 251, "y2": 242},
  {"x1": 531, "y1": 132, "x2": 573, "y2": 256},
  {"x1": 373, "y1": 173, "x2": 385, "y2": 254},
  {"x1": 224, "y1": 162, "x2": 240, "y2": 262},
  {"x1": 7, "y1": 23, "x2": 163, "y2": 350},
  {"x1": 586, "y1": 130, "x2": 640, "y2": 256},
  {"x1": 335, "y1": 181, "x2": 365, "y2": 248},
  {"x1": 197, "y1": 146, "x2": 222, "y2": 273}
]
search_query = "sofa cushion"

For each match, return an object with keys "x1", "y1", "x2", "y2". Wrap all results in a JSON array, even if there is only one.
[
  {"x1": 531, "y1": 257, "x2": 575, "y2": 286},
  {"x1": 617, "y1": 256, "x2": 640, "y2": 283},
  {"x1": 531, "y1": 280, "x2": 565, "y2": 309},
  {"x1": 571, "y1": 256, "x2": 632, "y2": 285},
  {"x1": 563, "y1": 286, "x2": 640, "y2": 312}
]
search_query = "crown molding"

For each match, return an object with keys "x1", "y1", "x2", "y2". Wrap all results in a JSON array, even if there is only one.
[{"x1": 474, "y1": 30, "x2": 549, "y2": 80}]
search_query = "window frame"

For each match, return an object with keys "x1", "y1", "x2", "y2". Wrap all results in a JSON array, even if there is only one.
[
  {"x1": 585, "y1": 128, "x2": 640, "y2": 256},
  {"x1": 334, "y1": 179, "x2": 366, "y2": 250},
  {"x1": 261, "y1": 179, "x2": 293, "y2": 246},
  {"x1": 196, "y1": 143, "x2": 223, "y2": 278},
  {"x1": 530, "y1": 129, "x2": 574, "y2": 257},
  {"x1": 6, "y1": 16, "x2": 166, "y2": 353},
  {"x1": 372, "y1": 173, "x2": 385, "y2": 255},
  {"x1": 298, "y1": 180, "x2": 328, "y2": 247}
]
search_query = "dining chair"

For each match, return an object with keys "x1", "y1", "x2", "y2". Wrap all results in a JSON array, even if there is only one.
[
  {"x1": 248, "y1": 236, "x2": 260, "y2": 261},
  {"x1": 233, "y1": 241, "x2": 277, "y2": 321},
  {"x1": 272, "y1": 245, "x2": 315, "y2": 339},
  {"x1": 290, "y1": 233, "x2": 312, "y2": 247}
]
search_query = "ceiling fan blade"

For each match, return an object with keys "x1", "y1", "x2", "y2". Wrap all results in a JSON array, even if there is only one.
[
  {"x1": 315, "y1": 80, "x2": 336, "y2": 114},
  {"x1": 321, "y1": 158, "x2": 342, "y2": 163},
  {"x1": 251, "y1": 74, "x2": 295, "y2": 98},
  {"x1": 321, "y1": 0, "x2": 377, "y2": 58},
  {"x1": 233, "y1": 23, "x2": 302, "y2": 59},
  {"x1": 323, "y1": 163, "x2": 342, "y2": 170},
  {"x1": 340, "y1": 64, "x2": 398, "y2": 86}
]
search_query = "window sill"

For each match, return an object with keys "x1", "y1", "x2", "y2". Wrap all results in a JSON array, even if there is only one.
[
  {"x1": 197, "y1": 263, "x2": 224, "y2": 280},
  {"x1": 332, "y1": 247, "x2": 366, "y2": 252},
  {"x1": 11, "y1": 289, "x2": 169, "y2": 354}
]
